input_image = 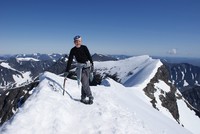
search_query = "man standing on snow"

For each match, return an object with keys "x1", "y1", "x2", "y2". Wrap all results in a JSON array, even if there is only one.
[{"x1": 65, "y1": 35, "x2": 94, "y2": 104}]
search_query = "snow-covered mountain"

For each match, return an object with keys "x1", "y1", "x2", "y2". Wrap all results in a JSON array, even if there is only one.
[
  {"x1": 94, "y1": 55, "x2": 200, "y2": 133},
  {"x1": 0, "y1": 55, "x2": 200, "y2": 134},
  {"x1": 168, "y1": 63, "x2": 200, "y2": 89},
  {"x1": 92, "y1": 53, "x2": 117, "y2": 61},
  {"x1": 108, "y1": 54, "x2": 131, "y2": 60},
  {"x1": 95, "y1": 55, "x2": 160, "y2": 86},
  {"x1": 0, "y1": 57, "x2": 54, "y2": 88},
  {"x1": 165, "y1": 63, "x2": 200, "y2": 111},
  {"x1": 15, "y1": 53, "x2": 65, "y2": 62},
  {"x1": 0, "y1": 72, "x2": 194, "y2": 134},
  {"x1": 0, "y1": 53, "x2": 118, "y2": 88}
]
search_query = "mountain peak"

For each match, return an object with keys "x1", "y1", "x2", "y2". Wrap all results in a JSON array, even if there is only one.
[{"x1": 92, "y1": 53, "x2": 117, "y2": 61}]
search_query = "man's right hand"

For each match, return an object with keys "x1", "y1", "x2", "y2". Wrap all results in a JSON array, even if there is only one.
[{"x1": 64, "y1": 72, "x2": 69, "y2": 78}]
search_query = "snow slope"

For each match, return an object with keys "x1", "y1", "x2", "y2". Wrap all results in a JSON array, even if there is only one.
[
  {"x1": 95, "y1": 55, "x2": 200, "y2": 134},
  {"x1": 16, "y1": 57, "x2": 40, "y2": 62},
  {"x1": 0, "y1": 72, "x2": 192, "y2": 134},
  {"x1": 0, "y1": 62, "x2": 17, "y2": 71},
  {"x1": 12, "y1": 71, "x2": 33, "y2": 86},
  {"x1": 95, "y1": 55, "x2": 161, "y2": 88},
  {"x1": 133, "y1": 79, "x2": 200, "y2": 134},
  {"x1": 176, "y1": 96, "x2": 200, "y2": 134}
]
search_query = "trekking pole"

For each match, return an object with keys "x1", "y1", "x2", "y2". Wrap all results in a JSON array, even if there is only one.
[{"x1": 63, "y1": 78, "x2": 67, "y2": 96}]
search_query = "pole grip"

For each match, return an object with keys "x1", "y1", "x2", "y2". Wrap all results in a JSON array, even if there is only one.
[{"x1": 63, "y1": 78, "x2": 67, "y2": 95}]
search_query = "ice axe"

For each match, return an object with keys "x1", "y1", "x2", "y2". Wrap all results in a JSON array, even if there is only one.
[{"x1": 63, "y1": 78, "x2": 67, "y2": 96}]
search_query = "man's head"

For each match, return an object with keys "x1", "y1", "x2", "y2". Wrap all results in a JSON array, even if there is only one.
[{"x1": 74, "y1": 35, "x2": 82, "y2": 48}]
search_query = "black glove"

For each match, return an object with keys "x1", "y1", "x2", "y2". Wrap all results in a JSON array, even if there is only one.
[
  {"x1": 91, "y1": 65, "x2": 94, "y2": 72},
  {"x1": 64, "y1": 72, "x2": 69, "y2": 78}
]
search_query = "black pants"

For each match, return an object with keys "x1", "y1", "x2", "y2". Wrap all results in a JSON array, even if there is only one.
[{"x1": 81, "y1": 68, "x2": 93, "y2": 99}]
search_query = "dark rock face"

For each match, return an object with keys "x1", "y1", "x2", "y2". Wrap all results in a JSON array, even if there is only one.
[
  {"x1": 143, "y1": 65, "x2": 200, "y2": 123},
  {"x1": 46, "y1": 55, "x2": 69, "y2": 75},
  {"x1": 181, "y1": 86, "x2": 200, "y2": 111},
  {"x1": 143, "y1": 65, "x2": 180, "y2": 122},
  {"x1": 0, "y1": 81, "x2": 39, "y2": 125},
  {"x1": 0, "y1": 66, "x2": 23, "y2": 87}
]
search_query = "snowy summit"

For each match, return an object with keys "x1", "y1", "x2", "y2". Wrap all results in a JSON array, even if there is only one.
[
  {"x1": 0, "y1": 74, "x2": 192, "y2": 133},
  {"x1": 0, "y1": 55, "x2": 199, "y2": 134}
]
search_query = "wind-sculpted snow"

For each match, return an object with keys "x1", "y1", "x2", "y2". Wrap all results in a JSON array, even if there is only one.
[
  {"x1": 95, "y1": 55, "x2": 162, "y2": 88},
  {"x1": 0, "y1": 72, "x2": 192, "y2": 134}
]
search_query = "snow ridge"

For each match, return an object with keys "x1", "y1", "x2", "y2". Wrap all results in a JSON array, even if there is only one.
[{"x1": 0, "y1": 72, "x2": 192, "y2": 134}]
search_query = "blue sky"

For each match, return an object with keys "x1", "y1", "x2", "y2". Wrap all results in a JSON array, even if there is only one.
[{"x1": 0, "y1": 0, "x2": 200, "y2": 57}]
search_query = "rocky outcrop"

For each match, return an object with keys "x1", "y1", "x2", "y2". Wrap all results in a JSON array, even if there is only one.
[
  {"x1": 0, "y1": 66, "x2": 23, "y2": 87},
  {"x1": 143, "y1": 65, "x2": 180, "y2": 122},
  {"x1": 143, "y1": 65, "x2": 200, "y2": 123},
  {"x1": 0, "y1": 81, "x2": 39, "y2": 125}
]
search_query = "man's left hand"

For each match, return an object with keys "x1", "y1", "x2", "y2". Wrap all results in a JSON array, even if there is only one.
[{"x1": 91, "y1": 65, "x2": 94, "y2": 72}]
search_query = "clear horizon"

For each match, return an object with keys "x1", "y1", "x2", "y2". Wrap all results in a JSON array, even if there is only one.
[
  {"x1": 0, "y1": 0, "x2": 200, "y2": 58},
  {"x1": 1, "y1": 53, "x2": 200, "y2": 60}
]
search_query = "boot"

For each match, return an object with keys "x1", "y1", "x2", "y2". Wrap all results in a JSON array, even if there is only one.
[
  {"x1": 88, "y1": 97, "x2": 94, "y2": 104},
  {"x1": 80, "y1": 98, "x2": 88, "y2": 104}
]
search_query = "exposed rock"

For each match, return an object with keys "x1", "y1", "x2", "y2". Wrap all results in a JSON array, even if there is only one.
[
  {"x1": 182, "y1": 86, "x2": 200, "y2": 113},
  {"x1": 143, "y1": 65, "x2": 180, "y2": 122},
  {"x1": 0, "y1": 81, "x2": 39, "y2": 125},
  {"x1": 144, "y1": 65, "x2": 200, "y2": 123},
  {"x1": 0, "y1": 66, "x2": 23, "y2": 87}
]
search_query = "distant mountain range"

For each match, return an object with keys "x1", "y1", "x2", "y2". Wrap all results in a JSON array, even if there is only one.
[
  {"x1": 164, "y1": 62, "x2": 200, "y2": 112},
  {"x1": 0, "y1": 53, "x2": 118, "y2": 88},
  {"x1": 153, "y1": 56, "x2": 200, "y2": 67},
  {"x1": 0, "y1": 53, "x2": 65, "y2": 62}
]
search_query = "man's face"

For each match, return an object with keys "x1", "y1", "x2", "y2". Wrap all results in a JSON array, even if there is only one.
[{"x1": 74, "y1": 39, "x2": 82, "y2": 47}]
